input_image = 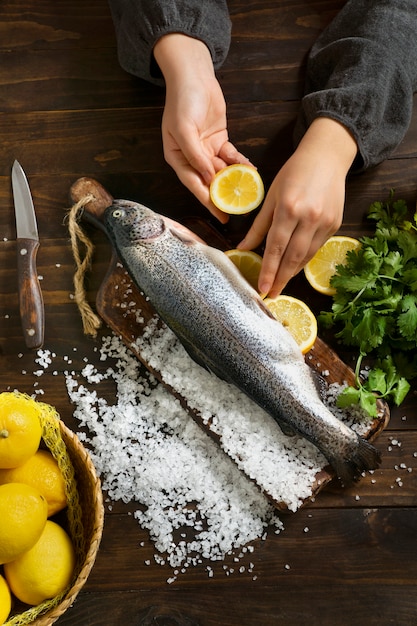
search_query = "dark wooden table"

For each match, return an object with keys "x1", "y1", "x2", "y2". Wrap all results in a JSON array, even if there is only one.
[{"x1": 1, "y1": 2, "x2": 416, "y2": 625}]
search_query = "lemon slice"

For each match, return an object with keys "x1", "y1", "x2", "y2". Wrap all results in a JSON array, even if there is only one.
[
  {"x1": 264, "y1": 295, "x2": 317, "y2": 354},
  {"x1": 304, "y1": 236, "x2": 361, "y2": 296},
  {"x1": 225, "y1": 249, "x2": 263, "y2": 291},
  {"x1": 210, "y1": 164, "x2": 264, "y2": 214}
]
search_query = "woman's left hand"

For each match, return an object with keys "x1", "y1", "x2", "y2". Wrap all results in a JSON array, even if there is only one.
[{"x1": 237, "y1": 118, "x2": 358, "y2": 297}]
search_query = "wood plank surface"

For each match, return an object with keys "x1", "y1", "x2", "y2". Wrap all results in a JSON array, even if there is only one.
[{"x1": 1, "y1": 2, "x2": 416, "y2": 625}]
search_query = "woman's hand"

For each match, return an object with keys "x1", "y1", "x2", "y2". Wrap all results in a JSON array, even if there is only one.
[
  {"x1": 154, "y1": 34, "x2": 250, "y2": 222},
  {"x1": 238, "y1": 118, "x2": 358, "y2": 296}
]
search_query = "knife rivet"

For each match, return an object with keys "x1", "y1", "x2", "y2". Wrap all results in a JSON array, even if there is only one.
[
  {"x1": 27, "y1": 329, "x2": 35, "y2": 336},
  {"x1": 20, "y1": 248, "x2": 28, "y2": 255}
]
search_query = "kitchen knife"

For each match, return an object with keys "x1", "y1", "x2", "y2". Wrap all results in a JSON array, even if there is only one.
[{"x1": 12, "y1": 160, "x2": 44, "y2": 349}]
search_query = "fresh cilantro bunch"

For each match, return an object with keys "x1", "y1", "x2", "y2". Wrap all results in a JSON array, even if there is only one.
[{"x1": 319, "y1": 191, "x2": 417, "y2": 417}]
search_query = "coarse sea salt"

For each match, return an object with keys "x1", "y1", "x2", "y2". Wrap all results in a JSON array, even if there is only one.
[
  {"x1": 133, "y1": 317, "x2": 325, "y2": 510},
  {"x1": 63, "y1": 309, "x2": 373, "y2": 579},
  {"x1": 130, "y1": 315, "x2": 370, "y2": 509},
  {"x1": 65, "y1": 335, "x2": 283, "y2": 575}
]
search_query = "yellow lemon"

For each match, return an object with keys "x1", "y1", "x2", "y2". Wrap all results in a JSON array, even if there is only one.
[
  {"x1": 4, "y1": 520, "x2": 76, "y2": 606},
  {"x1": 0, "y1": 392, "x2": 42, "y2": 469},
  {"x1": 210, "y1": 164, "x2": 264, "y2": 214},
  {"x1": 225, "y1": 249, "x2": 263, "y2": 292},
  {"x1": 0, "y1": 574, "x2": 12, "y2": 624},
  {"x1": 304, "y1": 236, "x2": 361, "y2": 296},
  {"x1": 264, "y1": 294, "x2": 317, "y2": 354},
  {"x1": 0, "y1": 482, "x2": 48, "y2": 564},
  {"x1": 0, "y1": 450, "x2": 67, "y2": 517}
]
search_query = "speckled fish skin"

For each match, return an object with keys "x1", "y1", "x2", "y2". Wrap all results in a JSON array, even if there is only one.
[{"x1": 104, "y1": 199, "x2": 380, "y2": 484}]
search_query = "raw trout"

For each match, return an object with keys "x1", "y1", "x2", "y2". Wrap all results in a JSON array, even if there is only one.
[{"x1": 104, "y1": 199, "x2": 380, "y2": 484}]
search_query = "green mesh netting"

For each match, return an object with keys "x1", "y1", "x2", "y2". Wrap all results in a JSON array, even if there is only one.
[{"x1": 4, "y1": 393, "x2": 85, "y2": 626}]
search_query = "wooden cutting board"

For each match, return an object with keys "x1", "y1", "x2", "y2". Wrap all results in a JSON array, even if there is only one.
[
  {"x1": 70, "y1": 178, "x2": 390, "y2": 510},
  {"x1": 94, "y1": 225, "x2": 389, "y2": 510}
]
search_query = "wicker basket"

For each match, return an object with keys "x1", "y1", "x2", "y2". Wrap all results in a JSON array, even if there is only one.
[
  {"x1": 39, "y1": 421, "x2": 104, "y2": 625},
  {"x1": 6, "y1": 418, "x2": 104, "y2": 626},
  {"x1": 34, "y1": 420, "x2": 104, "y2": 625}
]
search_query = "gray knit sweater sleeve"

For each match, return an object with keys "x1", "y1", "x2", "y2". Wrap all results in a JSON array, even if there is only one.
[
  {"x1": 107, "y1": 0, "x2": 231, "y2": 85},
  {"x1": 109, "y1": 1, "x2": 417, "y2": 170},
  {"x1": 294, "y1": 0, "x2": 417, "y2": 170}
]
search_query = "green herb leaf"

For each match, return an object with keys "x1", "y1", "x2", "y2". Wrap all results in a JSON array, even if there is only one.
[
  {"x1": 392, "y1": 377, "x2": 411, "y2": 406},
  {"x1": 336, "y1": 386, "x2": 361, "y2": 409},
  {"x1": 358, "y1": 391, "x2": 378, "y2": 418},
  {"x1": 318, "y1": 191, "x2": 417, "y2": 417},
  {"x1": 398, "y1": 294, "x2": 417, "y2": 340},
  {"x1": 366, "y1": 368, "x2": 387, "y2": 395}
]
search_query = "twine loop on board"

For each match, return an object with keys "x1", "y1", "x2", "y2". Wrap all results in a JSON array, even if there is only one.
[{"x1": 66, "y1": 195, "x2": 102, "y2": 337}]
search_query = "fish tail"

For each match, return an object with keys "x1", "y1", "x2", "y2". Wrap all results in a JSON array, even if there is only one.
[{"x1": 331, "y1": 436, "x2": 381, "y2": 486}]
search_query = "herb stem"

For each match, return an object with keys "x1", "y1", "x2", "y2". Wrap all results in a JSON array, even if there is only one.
[
  {"x1": 378, "y1": 275, "x2": 403, "y2": 283},
  {"x1": 336, "y1": 284, "x2": 369, "y2": 317},
  {"x1": 354, "y1": 353, "x2": 365, "y2": 388}
]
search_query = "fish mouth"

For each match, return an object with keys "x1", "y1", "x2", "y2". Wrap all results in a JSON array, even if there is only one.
[{"x1": 80, "y1": 207, "x2": 109, "y2": 234}]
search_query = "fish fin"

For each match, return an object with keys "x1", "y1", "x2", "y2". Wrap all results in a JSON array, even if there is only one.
[
  {"x1": 165, "y1": 219, "x2": 206, "y2": 245},
  {"x1": 178, "y1": 335, "x2": 233, "y2": 384},
  {"x1": 256, "y1": 298, "x2": 280, "y2": 321},
  {"x1": 180, "y1": 338, "x2": 211, "y2": 371},
  {"x1": 311, "y1": 370, "x2": 328, "y2": 401},
  {"x1": 331, "y1": 436, "x2": 381, "y2": 486},
  {"x1": 279, "y1": 422, "x2": 297, "y2": 437}
]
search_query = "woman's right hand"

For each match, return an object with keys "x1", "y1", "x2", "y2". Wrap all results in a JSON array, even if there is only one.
[{"x1": 154, "y1": 33, "x2": 250, "y2": 221}]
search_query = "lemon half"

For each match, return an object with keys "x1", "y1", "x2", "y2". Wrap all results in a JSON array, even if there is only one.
[{"x1": 210, "y1": 164, "x2": 264, "y2": 214}]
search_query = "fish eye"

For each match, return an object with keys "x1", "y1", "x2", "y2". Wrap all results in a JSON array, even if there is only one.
[{"x1": 112, "y1": 209, "x2": 124, "y2": 218}]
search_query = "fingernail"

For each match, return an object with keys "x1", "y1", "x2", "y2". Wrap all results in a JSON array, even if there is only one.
[{"x1": 259, "y1": 282, "x2": 270, "y2": 295}]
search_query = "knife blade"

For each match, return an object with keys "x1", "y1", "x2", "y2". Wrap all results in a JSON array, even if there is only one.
[{"x1": 12, "y1": 160, "x2": 44, "y2": 349}]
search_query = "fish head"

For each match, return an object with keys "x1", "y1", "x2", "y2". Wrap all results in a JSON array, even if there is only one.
[{"x1": 104, "y1": 199, "x2": 166, "y2": 247}]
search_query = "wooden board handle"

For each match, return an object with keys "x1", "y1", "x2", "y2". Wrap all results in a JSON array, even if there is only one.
[{"x1": 70, "y1": 177, "x2": 114, "y2": 220}]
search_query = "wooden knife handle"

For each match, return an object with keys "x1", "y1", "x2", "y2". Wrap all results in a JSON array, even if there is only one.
[{"x1": 17, "y1": 238, "x2": 44, "y2": 349}]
